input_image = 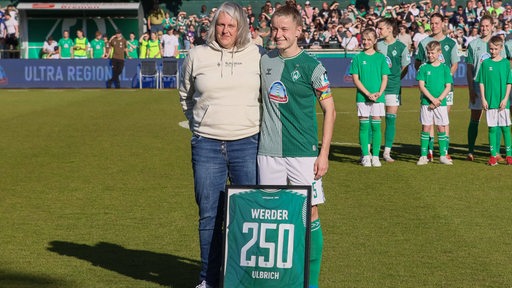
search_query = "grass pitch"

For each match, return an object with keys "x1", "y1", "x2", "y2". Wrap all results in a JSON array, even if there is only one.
[{"x1": 1, "y1": 88, "x2": 512, "y2": 288}]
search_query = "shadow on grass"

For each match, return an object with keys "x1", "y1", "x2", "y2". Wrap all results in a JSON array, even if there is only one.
[
  {"x1": 328, "y1": 142, "x2": 422, "y2": 164},
  {"x1": 0, "y1": 270, "x2": 69, "y2": 288},
  {"x1": 47, "y1": 241, "x2": 200, "y2": 287},
  {"x1": 328, "y1": 141, "x2": 492, "y2": 164}
]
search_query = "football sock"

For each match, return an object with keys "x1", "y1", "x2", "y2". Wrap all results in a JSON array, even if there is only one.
[
  {"x1": 501, "y1": 126, "x2": 512, "y2": 156},
  {"x1": 438, "y1": 132, "x2": 447, "y2": 157},
  {"x1": 496, "y1": 127, "x2": 502, "y2": 156},
  {"x1": 421, "y1": 131, "x2": 430, "y2": 157},
  {"x1": 467, "y1": 120, "x2": 479, "y2": 154},
  {"x1": 428, "y1": 135, "x2": 434, "y2": 153},
  {"x1": 309, "y1": 219, "x2": 323, "y2": 288},
  {"x1": 489, "y1": 126, "x2": 498, "y2": 156},
  {"x1": 368, "y1": 118, "x2": 373, "y2": 145},
  {"x1": 446, "y1": 134, "x2": 450, "y2": 155},
  {"x1": 371, "y1": 119, "x2": 382, "y2": 156},
  {"x1": 359, "y1": 119, "x2": 370, "y2": 156},
  {"x1": 385, "y1": 113, "x2": 396, "y2": 149}
]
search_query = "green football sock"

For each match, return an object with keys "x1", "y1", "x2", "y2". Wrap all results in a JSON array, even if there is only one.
[
  {"x1": 385, "y1": 113, "x2": 397, "y2": 149},
  {"x1": 438, "y1": 132, "x2": 447, "y2": 156},
  {"x1": 309, "y1": 219, "x2": 323, "y2": 288},
  {"x1": 467, "y1": 120, "x2": 479, "y2": 154},
  {"x1": 501, "y1": 126, "x2": 512, "y2": 157},
  {"x1": 428, "y1": 135, "x2": 434, "y2": 152},
  {"x1": 489, "y1": 126, "x2": 498, "y2": 156},
  {"x1": 371, "y1": 119, "x2": 382, "y2": 156},
  {"x1": 368, "y1": 118, "x2": 373, "y2": 145},
  {"x1": 496, "y1": 127, "x2": 502, "y2": 155},
  {"x1": 421, "y1": 131, "x2": 430, "y2": 157},
  {"x1": 359, "y1": 119, "x2": 370, "y2": 155},
  {"x1": 446, "y1": 134, "x2": 450, "y2": 155}
]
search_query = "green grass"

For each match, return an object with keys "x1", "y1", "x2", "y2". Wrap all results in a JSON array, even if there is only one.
[{"x1": 1, "y1": 88, "x2": 512, "y2": 287}]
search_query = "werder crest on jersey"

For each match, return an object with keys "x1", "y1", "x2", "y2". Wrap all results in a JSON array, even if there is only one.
[{"x1": 269, "y1": 81, "x2": 288, "y2": 103}]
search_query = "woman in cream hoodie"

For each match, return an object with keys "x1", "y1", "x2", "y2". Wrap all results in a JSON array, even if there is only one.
[{"x1": 179, "y1": 2, "x2": 262, "y2": 288}]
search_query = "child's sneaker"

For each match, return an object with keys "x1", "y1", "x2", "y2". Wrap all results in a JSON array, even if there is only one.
[
  {"x1": 506, "y1": 156, "x2": 512, "y2": 165},
  {"x1": 417, "y1": 156, "x2": 429, "y2": 165},
  {"x1": 467, "y1": 153, "x2": 474, "y2": 161},
  {"x1": 361, "y1": 155, "x2": 372, "y2": 167},
  {"x1": 427, "y1": 151, "x2": 434, "y2": 162},
  {"x1": 440, "y1": 156, "x2": 453, "y2": 165},
  {"x1": 371, "y1": 156, "x2": 382, "y2": 167},
  {"x1": 383, "y1": 151, "x2": 395, "y2": 162},
  {"x1": 487, "y1": 156, "x2": 498, "y2": 166},
  {"x1": 445, "y1": 154, "x2": 452, "y2": 161}
]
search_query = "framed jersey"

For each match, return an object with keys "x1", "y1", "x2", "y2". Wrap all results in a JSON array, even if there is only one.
[{"x1": 222, "y1": 185, "x2": 311, "y2": 288}]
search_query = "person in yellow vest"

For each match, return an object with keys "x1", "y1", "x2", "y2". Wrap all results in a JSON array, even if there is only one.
[
  {"x1": 139, "y1": 32, "x2": 149, "y2": 59},
  {"x1": 147, "y1": 31, "x2": 162, "y2": 58},
  {"x1": 73, "y1": 29, "x2": 89, "y2": 59}
]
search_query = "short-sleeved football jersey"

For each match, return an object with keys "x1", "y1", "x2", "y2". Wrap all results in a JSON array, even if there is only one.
[
  {"x1": 259, "y1": 50, "x2": 332, "y2": 158},
  {"x1": 349, "y1": 51, "x2": 391, "y2": 103},
  {"x1": 476, "y1": 58, "x2": 512, "y2": 109},
  {"x1": 224, "y1": 189, "x2": 308, "y2": 288},
  {"x1": 466, "y1": 37, "x2": 506, "y2": 81},
  {"x1": 416, "y1": 36, "x2": 460, "y2": 67},
  {"x1": 377, "y1": 39, "x2": 410, "y2": 95},
  {"x1": 90, "y1": 38, "x2": 105, "y2": 59},
  {"x1": 416, "y1": 63, "x2": 454, "y2": 106},
  {"x1": 58, "y1": 38, "x2": 74, "y2": 58}
]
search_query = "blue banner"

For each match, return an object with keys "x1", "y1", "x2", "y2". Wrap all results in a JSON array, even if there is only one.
[
  {"x1": 0, "y1": 58, "x2": 468, "y2": 89},
  {"x1": 0, "y1": 59, "x2": 180, "y2": 88}
]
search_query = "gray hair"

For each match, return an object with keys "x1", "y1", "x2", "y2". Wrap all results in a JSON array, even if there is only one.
[{"x1": 207, "y1": 2, "x2": 251, "y2": 48}]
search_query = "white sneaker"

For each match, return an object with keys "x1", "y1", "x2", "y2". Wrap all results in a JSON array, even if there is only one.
[
  {"x1": 440, "y1": 156, "x2": 453, "y2": 165},
  {"x1": 371, "y1": 156, "x2": 382, "y2": 167},
  {"x1": 361, "y1": 155, "x2": 372, "y2": 167},
  {"x1": 195, "y1": 280, "x2": 213, "y2": 288},
  {"x1": 417, "y1": 156, "x2": 429, "y2": 165},
  {"x1": 383, "y1": 152, "x2": 395, "y2": 162}
]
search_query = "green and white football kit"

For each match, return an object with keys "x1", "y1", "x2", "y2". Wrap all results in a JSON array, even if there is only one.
[
  {"x1": 224, "y1": 189, "x2": 308, "y2": 288},
  {"x1": 258, "y1": 49, "x2": 332, "y2": 288}
]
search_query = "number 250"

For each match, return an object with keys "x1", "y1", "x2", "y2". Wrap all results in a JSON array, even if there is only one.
[{"x1": 239, "y1": 222, "x2": 294, "y2": 268}]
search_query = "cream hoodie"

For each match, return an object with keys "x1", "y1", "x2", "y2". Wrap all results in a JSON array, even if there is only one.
[{"x1": 179, "y1": 40, "x2": 262, "y2": 140}]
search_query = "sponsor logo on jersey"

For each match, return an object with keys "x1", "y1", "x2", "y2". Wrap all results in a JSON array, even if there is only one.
[
  {"x1": 385, "y1": 56, "x2": 392, "y2": 68},
  {"x1": 439, "y1": 54, "x2": 445, "y2": 63},
  {"x1": 268, "y1": 81, "x2": 288, "y2": 103},
  {"x1": 480, "y1": 52, "x2": 491, "y2": 62}
]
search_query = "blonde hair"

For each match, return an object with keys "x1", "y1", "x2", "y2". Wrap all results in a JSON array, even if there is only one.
[{"x1": 207, "y1": 2, "x2": 251, "y2": 48}]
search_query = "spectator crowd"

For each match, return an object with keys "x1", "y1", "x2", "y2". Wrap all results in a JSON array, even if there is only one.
[
  {"x1": 0, "y1": 4, "x2": 19, "y2": 58},
  {"x1": 4, "y1": 0, "x2": 512, "y2": 59}
]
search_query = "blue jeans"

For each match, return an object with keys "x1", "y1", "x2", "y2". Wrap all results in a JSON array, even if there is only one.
[{"x1": 191, "y1": 133, "x2": 259, "y2": 286}]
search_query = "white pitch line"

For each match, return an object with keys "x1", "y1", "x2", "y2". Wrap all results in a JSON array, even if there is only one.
[{"x1": 178, "y1": 120, "x2": 189, "y2": 129}]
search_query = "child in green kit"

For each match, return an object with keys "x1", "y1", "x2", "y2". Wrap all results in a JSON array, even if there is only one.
[
  {"x1": 350, "y1": 28, "x2": 390, "y2": 167},
  {"x1": 476, "y1": 35, "x2": 512, "y2": 166},
  {"x1": 416, "y1": 41, "x2": 453, "y2": 165}
]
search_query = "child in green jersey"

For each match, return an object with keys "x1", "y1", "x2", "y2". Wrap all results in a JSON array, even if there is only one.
[
  {"x1": 476, "y1": 36, "x2": 512, "y2": 166},
  {"x1": 350, "y1": 28, "x2": 390, "y2": 167},
  {"x1": 416, "y1": 41, "x2": 453, "y2": 165}
]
